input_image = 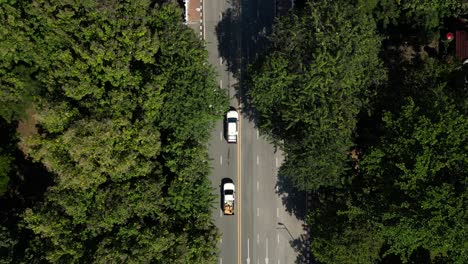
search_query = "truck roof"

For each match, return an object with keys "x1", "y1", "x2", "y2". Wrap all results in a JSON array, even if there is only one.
[
  {"x1": 228, "y1": 122, "x2": 237, "y2": 135},
  {"x1": 224, "y1": 182, "x2": 235, "y2": 191}
]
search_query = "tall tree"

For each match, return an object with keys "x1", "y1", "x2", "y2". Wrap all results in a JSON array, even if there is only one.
[
  {"x1": 309, "y1": 60, "x2": 468, "y2": 263},
  {"x1": 0, "y1": 118, "x2": 18, "y2": 196},
  {"x1": 361, "y1": 0, "x2": 463, "y2": 33},
  {"x1": 248, "y1": 0, "x2": 385, "y2": 191},
  {"x1": 0, "y1": 0, "x2": 227, "y2": 262},
  {"x1": 360, "y1": 97, "x2": 468, "y2": 263}
]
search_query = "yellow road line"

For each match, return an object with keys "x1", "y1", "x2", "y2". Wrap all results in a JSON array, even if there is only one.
[{"x1": 237, "y1": 106, "x2": 242, "y2": 264}]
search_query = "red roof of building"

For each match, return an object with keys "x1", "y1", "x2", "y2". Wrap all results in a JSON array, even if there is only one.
[{"x1": 456, "y1": 30, "x2": 468, "y2": 61}]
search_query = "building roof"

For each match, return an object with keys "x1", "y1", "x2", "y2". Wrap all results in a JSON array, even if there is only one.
[{"x1": 456, "y1": 30, "x2": 468, "y2": 61}]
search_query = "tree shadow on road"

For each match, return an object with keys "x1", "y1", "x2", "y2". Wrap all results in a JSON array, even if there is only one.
[
  {"x1": 215, "y1": 7, "x2": 241, "y2": 79},
  {"x1": 275, "y1": 171, "x2": 306, "y2": 221},
  {"x1": 274, "y1": 163, "x2": 313, "y2": 263},
  {"x1": 279, "y1": 222, "x2": 319, "y2": 264},
  {"x1": 214, "y1": 0, "x2": 275, "y2": 125},
  {"x1": 290, "y1": 231, "x2": 312, "y2": 264},
  {"x1": 216, "y1": 1, "x2": 312, "y2": 261}
]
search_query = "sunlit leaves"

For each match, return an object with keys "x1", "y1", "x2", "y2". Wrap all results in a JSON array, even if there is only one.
[
  {"x1": 249, "y1": 0, "x2": 385, "y2": 191},
  {"x1": 0, "y1": 0, "x2": 224, "y2": 262}
]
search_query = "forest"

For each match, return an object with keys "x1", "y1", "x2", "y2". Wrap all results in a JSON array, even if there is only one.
[
  {"x1": 0, "y1": 0, "x2": 227, "y2": 263},
  {"x1": 247, "y1": 0, "x2": 467, "y2": 263},
  {"x1": 0, "y1": 0, "x2": 467, "y2": 263}
]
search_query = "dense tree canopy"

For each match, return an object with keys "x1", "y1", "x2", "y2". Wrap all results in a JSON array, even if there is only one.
[
  {"x1": 0, "y1": 152, "x2": 12, "y2": 195},
  {"x1": 248, "y1": 0, "x2": 467, "y2": 263},
  {"x1": 363, "y1": 0, "x2": 463, "y2": 33},
  {"x1": 361, "y1": 97, "x2": 467, "y2": 263},
  {"x1": 248, "y1": 0, "x2": 385, "y2": 191},
  {"x1": 1, "y1": 0, "x2": 466, "y2": 262},
  {"x1": 305, "y1": 59, "x2": 468, "y2": 263},
  {"x1": 309, "y1": 96, "x2": 467, "y2": 264},
  {"x1": 0, "y1": 0, "x2": 227, "y2": 262}
]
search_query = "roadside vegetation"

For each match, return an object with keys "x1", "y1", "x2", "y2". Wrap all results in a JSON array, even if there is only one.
[
  {"x1": 0, "y1": 0, "x2": 227, "y2": 263},
  {"x1": 247, "y1": 0, "x2": 467, "y2": 263}
]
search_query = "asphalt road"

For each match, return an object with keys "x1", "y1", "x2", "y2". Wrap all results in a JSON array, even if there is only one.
[
  {"x1": 203, "y1": 0, "x2": 307, "y2": 263},
  {"x1": 204, "y1": 0, "x2": 239, "y2": 263}
]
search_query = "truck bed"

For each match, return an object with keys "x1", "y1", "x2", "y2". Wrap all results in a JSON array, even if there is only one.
[{"x1": 224, "y1": 201, "x2": 234, "y2": 215}]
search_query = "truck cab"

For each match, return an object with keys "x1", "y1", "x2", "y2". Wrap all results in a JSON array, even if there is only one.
[{"x1": 226, "y1": 109, "x2": 239, "y2": 143}]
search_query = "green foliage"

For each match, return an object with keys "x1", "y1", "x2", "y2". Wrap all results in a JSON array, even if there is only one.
[
  {"x1": 0, "y1": 226, "x2": 17, "y2": 264},
  {"x1": 0, "y1": 0, "x2": 226, "y2": 262},
  {"x1": 249, "y1": 0, "x2": 385, "y2": 191},
  {"x1": 308, "y1": 93, "x2": 468, "y2": 264},
  {"x1": 26, "y1": 118, "x2": 161, "y2": 190},
  {"x1": 0, "y1": 118, "x2": 17, "y2": 196},
  {"x1": 0, "y1": 3, "x2": 37, "y2": 122},
  {"x1": 362, "y1": 0, "x2": 463, "y2": 32},
  {"x1": 308, "y1": 190, "x2": 385, "y2": 264},
  {"x1": 360, "y1": 97, "x2": 468, "y2": 263},
  {"x1": 0, "y1": 154, "x2": 11, "y2": 195},
  {"x1": 304, "y1": 54, "x2": 467, "y2": 262}
]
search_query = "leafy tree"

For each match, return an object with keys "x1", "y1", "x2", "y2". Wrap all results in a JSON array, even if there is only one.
[
  {"x1": 248, "y1": 0, "x2": 385, "y2": 191},
  {"x1": 361, "y1": 97, "x2": 468, "y2": 263},
  {"x1": 309, "y1": 58, "x2": 468, "y2": 263},
  {"x1": 0, "y1": 0, "x2": 226, "y2": 262},
  {"x1": 361, "y1": 0, "x2": 463, "y2": 33},
  {"x1": 0, "y1": 3, "x2": 37, "y2": 123},
  {"x1": 0, "y1": 117, "x2": 18, "y2": 196},
  {"x1": 309, "y1": 97, "x2": 468, "y2": 264},
  {"x1": 0, "y1": 153, "x2": 12, "y2": 195},
  {"x1": 0, "y1": 225, "x2": 17, "y2": 264},
  {"x1": 308, "y1": 189, "x2": 385, "y2": 264}
]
